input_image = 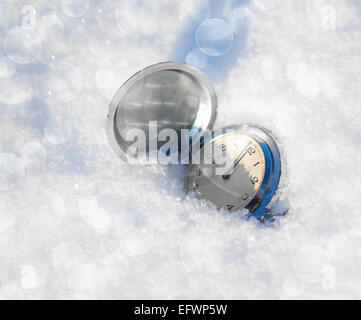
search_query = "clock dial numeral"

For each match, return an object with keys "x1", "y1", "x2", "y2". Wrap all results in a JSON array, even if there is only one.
[
  {"x1": 190, "y1": 132, "x2": 266, "y2": 213},
  {"x1": 247, "y1": 147, "x2": 256, "y2": 155},
  {"x1": 251, "y1": 176, "x2": 259, "y2": 184}
]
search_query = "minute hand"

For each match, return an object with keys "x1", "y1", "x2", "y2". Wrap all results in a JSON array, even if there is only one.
[{"x1": 222, "y1": 142, "x2": 251, "y2": 179}]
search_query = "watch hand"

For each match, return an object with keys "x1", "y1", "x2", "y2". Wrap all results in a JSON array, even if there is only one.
[{"x1": 222, "y1": 142, "x2": 252, "y2": 179}]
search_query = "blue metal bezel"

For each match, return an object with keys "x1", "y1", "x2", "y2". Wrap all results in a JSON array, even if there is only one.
[{"x1": 215, "y1": 124, "x2": 282, "y2": 218}]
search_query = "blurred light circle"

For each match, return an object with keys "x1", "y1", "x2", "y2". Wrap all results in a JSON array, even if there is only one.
[
  {"x1": 253, "y1": 0, "x2": 281, "y2": 10},
  {"x1": 0, "y1": 80, "x2": 31, "y2": 104},
  {"x1": 101, "y1": 250, "x2": 129, "y2": 280},
  {"x1": 95, "y1": 67, "x2": 116, "y2": 99},
  {"x1": 37, "y1": 15, "x2": 64, "y2": 41},
  {"x1": 0, "y1": 153, "x2": 25, "y2": 192},
  {"x1": 94, "y1": 128, "x2": 116, "y2": 162},
  {"x1": 88, "y1": 34, "x2": 120, "y2": 59},
  {"x1": 115, "y1": 1, "x2": 157, "y2": 36},
  {"x1": 44, "y1": 62, "x2": 82, "y2": 103},
  {"x1": 0, "y1": 200, "x2": 17, "y2": 232},
  {"x1": 185, "y1": 49, "x2": 208, "y2": 69},
  {"x1": 44, "y1": 118, "x2": 72, "y2": 145},
  {"x1": 287, "y1": 46, "x2": 336, "y2": 98},
  {"x1": 61, "y1": 0, "x2": 89, "y2": 18},
  {"x1": 0, "y1": 57, "x2": 16, "y2": 78},
  {"x1": 21, "y1": 265, "x2": 47, "y2": 291},
  {"x1": 4, "y1": 27, "x2": 42, "y2": 64},
  {"x1": 324, "y1": 234, "x2": 354, "y2": 263},
  {"x1": 180, "y1": 233, "x2": 224, "y2": 274},
  {"x1": 70, "y1": 264, "x2": 106, "y2": 299},
  {"x1": 307, "y1": 0, "x2": 336, "y2": 30},
  {"x1": 351, "y1": 213, "x2": 361, "y2": 237},
  {"x1": 0, "y1": 2, "x2": 19, "y2": 31},
  {"x1": 196, "y1": 19, "x2": 233, "y2": 57},
  {"x1": 20, "y1": 141, "x2": 47, "y2": 169},
  {"x1": 227, "y1": 6, "x2": 254, "y2": 35},
  {"x1": 179, "y1": 0, "x2": 210, "y2": 22},
  {"x1": 95, "y1": 53, "x2": 142, "y2": 99},
  {"x1": 0, "y1": 285, "x2": 24, "y2": 300},
  {"x1": 52, "y1": 241, "x2": 86, "y2": 271},
  {"x1": 78, "y1": 196, "x2": 112, "y2": 233},
  {"x1": 283, "y1": 274, "x2": 305, "y2": 297},
  {"x1": 95, "y1": 6, "x2": 117, "y2": 33},
  {"x1": 293, "y1": 245, "x2": 331, "y2": 283},
  {"x1": 21, "y1": 265, "x2": 38, "y2": 290},
  {"x1": 123, "y1": 234, "x2": 152, "y2": 256},
  {"x1": 202, "y1": 65, "x2": 224, "y2": 90},
  {"x1": 23, "y1": 187, "x2": 65, "y2": 229}
]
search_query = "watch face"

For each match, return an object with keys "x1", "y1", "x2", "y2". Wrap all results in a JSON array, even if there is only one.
[{"x1": 186, "y1": 131, "x2": 266, "y2": 212}]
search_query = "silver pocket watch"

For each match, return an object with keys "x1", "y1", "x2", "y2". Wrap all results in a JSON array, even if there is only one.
[
  {"x1": 107, "y1": 62, "x2": 285, "y2": 221},
  {"x1": 184, "y1": 124, "x2": 283, "y2": 221}
]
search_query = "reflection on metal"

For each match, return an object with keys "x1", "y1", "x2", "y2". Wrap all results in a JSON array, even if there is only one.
[{"x1": 106, "y1": 62, "x2": 217, "y2": 161}]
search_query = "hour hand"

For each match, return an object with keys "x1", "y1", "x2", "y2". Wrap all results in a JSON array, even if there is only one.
[{"x1": 222, "y1": 142, "x2": 251, "y2": 179}]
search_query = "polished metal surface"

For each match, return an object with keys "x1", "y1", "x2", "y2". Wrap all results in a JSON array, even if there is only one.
[{"x1": 107, "y1": 62, "x2": 217, "y2": 160}]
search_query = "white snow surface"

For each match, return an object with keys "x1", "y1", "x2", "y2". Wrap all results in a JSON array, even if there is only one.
[{"x1": 0, "y1": 0, "x2": 361, "y2": 299}]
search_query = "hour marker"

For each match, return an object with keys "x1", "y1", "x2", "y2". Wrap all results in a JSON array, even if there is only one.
[{"x1": 192, "y1": 182, "x2": 199, "y2": 190}]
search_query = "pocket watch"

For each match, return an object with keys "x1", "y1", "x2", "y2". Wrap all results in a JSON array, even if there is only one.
[
  {"x1": 107, "y1": 62, "x2": 285, "y2": 221},
  {"x1": 184, "y1": 124, "x2": 283, "y2": 220}
]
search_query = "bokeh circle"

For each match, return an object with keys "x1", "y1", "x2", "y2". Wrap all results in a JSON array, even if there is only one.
[
  {"x1": 287, "y1": 45, "x2": 336, "y2": 98},
  {"x1": 253, "y1": 0, "x2": 281, "y2": 10},
  {"x1": 196, "y1": 19, "x2": 234, "y2": 57},
  {"x1": 43, "y1": 62, "x2": 82, "y2": 103},
  {"x1": 185, "y1": 49, "x2": 208, "y2": 69},
  {"x1": 61, "y1": 0, "x2": 89, "y2": 18},
  {"x1": 293, "y1": 245, "x2": 331, "y2": 283},
  {"x1": 37, "y1": 15, "x2": 64, "y2": 41},
  {"x1": 226, "y1": 6, "x2": 254, "y2": 35},
  {"x1": 0, "y1": 153, "x2": 26, "y2": 192},
  {"x1": 4, "y1": 27, "x2": 42, "y2": 64},
  {"x1": 0, "y1": 57, "x2": 16, "y2": 78},
  {"x1": 44, "y1": 118, "x2": 72, "y2": 145},
  {"x1": 20, "y1": 141, "x2": 47, "y2": 169}
]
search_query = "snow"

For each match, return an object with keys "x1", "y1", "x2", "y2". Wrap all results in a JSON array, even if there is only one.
[{"x1": 0, "y1": 0, "x2": 361, "y2": 299}]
